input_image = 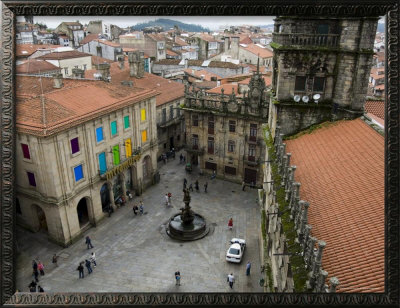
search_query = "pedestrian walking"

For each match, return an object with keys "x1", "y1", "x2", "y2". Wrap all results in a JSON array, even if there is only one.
[
  {"x1": 90, "y1": 252, "x2": 97, "y2": 267},
  {"x1": 139, "y1": 201, "x2": 144, "y2": 215},
  {"x1": 77, "y1": 262, "x2": 84, "y2": 279},
  {"x1": 32, "y1": 259, "x2": 38, "y2": 272},
  {"x1": 165, "y1": 193, "x2": 170, "y2": 207},
  {"x1": 195, "y1": 180, "x2": 199, "y2": 192},
  {"x1": 180, "y1": 153, "x2": 183, "y2": 163},
  {"x1": 204, "y1": 182, "x2": 208, "y2": 193},
  {"x1": 38, "y1": 285, "x2": 44, "y2": 292},
  {"x1": 211, "y1": 170, "x2": 216, "y2": 180},
  {"x1": 28, "y1": 280, "x2": 37, "y2": 292},
  {"x1": 38, "y1": 261, "x2": 45, "y2": 276},
  {"x1": 132, "y1": 204, "x2": 138, "y2": 215},
  {"x1": 189, "y1": 183, "x2": 193, "y2": 192},
  {"x1": 246, "y1": 261, "x2": 251, "y2": 276},
  {"x1": 242, "y1": 181, "x2": 246, "y2": 191},
  {"x1": 168, "y1": 192, "x2": 172, "y2": 206},
  {"x1": 184, "y1": 178, "x2": 187, "y2": 186},
  {"x1": 227, "y1": 273, "x2": 235, "y2": 288},
  {"x1": 228, "y1": 218, "x2": 233, "y2": 230},
  {"x1": 33, "y1": 269, "x2": 39, "y2": 282},
  {"x1": 175, "y1": 271, "x2": 181, "y2": 286},
  {"x1": 163, "y1": 153, "x2": 167, "y2": 164},
  {"x1": 52, "y1": 254, "x2": 59, "y2": 267},
  {"x1": 107, "y1": 204, "x2": 113, "y2": 217},
  {"x1": 85, "y1": 259, "x2": 93, "y2": 274},
  {"x1": 85, "y1": 236, "x2": 94, "y2": 249}
]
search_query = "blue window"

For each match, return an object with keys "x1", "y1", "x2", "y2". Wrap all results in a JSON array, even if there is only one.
[
  {"x1": 98, "y1": 152, "x2": 107, "y2": 175},
  {"x1": 74, "y1": 165, "x2": 83, "y2": 182},
  {"x1": 96, "y1": 127, "x2": 104, "y2": 143}
]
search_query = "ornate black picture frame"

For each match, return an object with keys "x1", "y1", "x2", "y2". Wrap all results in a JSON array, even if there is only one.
[{"x1": 1, "y1": 0, "x2": 399, "y2": 306}]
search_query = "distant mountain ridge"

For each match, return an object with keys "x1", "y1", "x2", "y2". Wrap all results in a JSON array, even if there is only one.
[{"x1": 132, "y1": 18, "x2": 210, "y2": 33}]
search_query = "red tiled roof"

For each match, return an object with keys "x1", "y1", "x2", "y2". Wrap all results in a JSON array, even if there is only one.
[
  {"x1": 166, "y1": 49, "x2": 179, "y2": 56},
  {"x1": 38, "y1": 50, "x2": 92, "y2": 60},
  {"x1": 91, "y1": 56, "x2": 114, "y2": 65},
  {"x1": 111, "y1": 71, "x2": 185, "y2": 106},
  {"x1": 79, "y1": 34, "x2": 99, "y2": 45},
  {"x1": 285, "y1": 119, "x2": 384, "y2": 293},
  {"x1": 240, "y1": 43, "x2": 273, "y2": 58},
  {"x1": 16, "y1": 59, "x2": 61, "y2": 74},
  {"x1": 207, "y1": 84, "x2": 241, "y2": 96},
  {"x1": 370, "y1": 67, "x2": 385, "y2": 80},
  {"x1": 16, "y1": 76, "x2": 158, "y2": 136},
  {"x1": 184, "y1": 69, "x2": 221, "y2": 81},
  {"x1": 365, "y1": 100, "x2": 384, "y2": 120},
  {"x1": 16, "y1": 44, "x2": 62, "y2": 57},
  {"x1": 240, "y1": 36, "x2": 253, "y2": 44},
  {"x1": 94, "y1": 39, "x2": 121, "y2": 48}
]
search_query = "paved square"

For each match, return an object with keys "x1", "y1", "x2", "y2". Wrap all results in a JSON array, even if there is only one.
[{"x1": 16, "y1": 153, "x2": 263, "y2": 293}]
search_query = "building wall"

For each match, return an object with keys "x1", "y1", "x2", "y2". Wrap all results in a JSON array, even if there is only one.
[
  {"x1": 55, "y1": 56, "x2": 92, "y2": 77},
  {"x1": 16, "y1": 95, "x2": 158, "y2": 246},
  {"x1": 78, "y1": 41, "x2": 122, "y2": 61}
]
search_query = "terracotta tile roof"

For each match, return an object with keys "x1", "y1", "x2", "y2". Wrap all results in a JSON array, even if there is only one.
[
  {"x1": 91, "y1": 56, "x2": 115, "y2": 66},
  {"x1": 166, "y1": 49, "x2": 179, "y2": 56},
  {"x1": 184, "y1": 69, "x2": 221, "y2": 81},
  {"x1": 365, "y1": 100, "x2": 384, "y2": 120},
  {"x1": 94, "y1": 39, "x2": 121, "y2": 48},
  {"x1": 79, "y1": 34, "x2": 99, "y2": 45},
  {"x1": 16, "y1": 44, "x2": 62, "y2": 57},
  {"x1": 285, "y1": 119, "x2": 384, "y2": 293},
  {"x1": 37, "y1": 50, "x2": 92, "y2": 60},
  {"x1": 198, "y1": 33, "x2": 221, "y2": 43},
  {"x1": 174, "y1": 38, "x2": 189, "y2": 46},
  {"x1": 16, "y1": 76, "x2": 158, "y2": 136},
  {"x1": 63, "y1": 22, "x2": 82, "y2": 26},
  {"x1": 207, "y1": 83, "x2": 241, "y2": 96},
  {"x1": 240, "y1": 36, "x2": 253, "y2": 44},
  {"x1": 16, "y1": 59, "x2": 61, "y2": 74},
  {"x1": 374, "y1": 84, "x2": 385, "y2": 90},
  {"x1": 370, "y1": 67, "x2": 385, "y2": 80},
  {"x1": 375, "y1": 51, "x2": 385, "y2": 62},
  {"x1": 154, "y1": 59, "x2": 240, "y2": 69},
  {"x1": 111, "y1": 71, "x2": 184, "y2": 106},
  {"x1": 85, "y1": 60, "x2": 128, "y2": 79},
  {"x1": 367, "y1": 113, "x2": 384, "y2": 127},
  {"x1": 146, "y1": 33, "x2": 166, "y2": 42},
  {"x1": 193, "y1": 80, "x2": 218, "y2": 89},
  {"x1": 240, "y1": 43, "x2": 273, "y2": 58},
  {"x1": 123, "y1": 47, "x2": 138, "y2": 52}
]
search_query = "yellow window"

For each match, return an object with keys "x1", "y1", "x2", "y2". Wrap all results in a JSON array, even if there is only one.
[
  {"x1": 141, "y1": 109, "x2": 146, "y2": 121},
  {"x1": 125, "y1": 138, "x2": 132, "y2": 157},
  {"x1": 141, "y1": 130, "x2": 147, "y2": 143}
]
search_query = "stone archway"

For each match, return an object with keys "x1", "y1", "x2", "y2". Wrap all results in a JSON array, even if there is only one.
[
  {"x1": 142, "y1": 155, "x2": 153, "y2": 185},
  {"x1": 77, "y1": 198, "x2": 90, "y2": 228},
  {"x1": 32, "y1": 204, "x2": 48, "y2": 232},
  {"x1": 100, "y1": 183, "x2": 110, "y2": 212}
]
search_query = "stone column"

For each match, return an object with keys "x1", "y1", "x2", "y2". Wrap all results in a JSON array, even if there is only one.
[
  {"x1": 108, "y1": 181, "x2": 116, "y2": 210},
  {"x1": 290, "y1": 182, "x2": 300, "y2": 211},
  {"x1": 295, "y1": 200, "x2": 305, "y2": 230},
  {"x1": 120, "y1": 173, "x2": 127, "y2": 201},
  {"x1": 328, "y1": 277, "x2": 340, "y2": 293},
  {"x1": 302, "y1": 224, "x2": 312, "y2": 251},
  {"x1": 304, "y1": 236, "x2": 317, "y2": 269},
  {"x1": 316, "y1": 270, "x2": 328, "y2": 292},
  {"x1": 299, "y1": 201, "x2": 310, "y2": 236}
]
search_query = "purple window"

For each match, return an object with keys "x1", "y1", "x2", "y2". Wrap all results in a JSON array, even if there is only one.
[
  {"x1": 21, "y1": 143, "x2": 30, "y2": 159},
  {"x1": 27, "y1": 172, "x2": 36, "y2": 187},
  {"x1": 71, "y1": 137, "x2": 80, "y2": 154}
]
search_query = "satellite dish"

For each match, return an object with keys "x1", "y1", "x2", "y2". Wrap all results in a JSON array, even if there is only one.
[
  {"x1": 313, "y1": 93, "x2": 321, "y2": 103},
  {"x1": 302, "y1": 95, "x2": 309, "y2": 103},
  {"x1": 294, "y1": 95, "x2": 301, "y2": 102}
]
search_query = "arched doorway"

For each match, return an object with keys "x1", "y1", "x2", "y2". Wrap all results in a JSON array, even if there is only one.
[
  {"x1": 33, "y1": 204, "x2": 47, "y2": 232},
  {"x1": 142, "y1": 155, "x2": 153, "y2": 185},
  {"x1": 100, "y1": 183, "x2": 110, "y2": 212},
  {"x1": 77, "y1": 198, "x2": 90, "y2": 228}
]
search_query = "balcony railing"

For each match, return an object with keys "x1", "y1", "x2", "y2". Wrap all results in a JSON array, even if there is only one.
[
  {"x1": 157, "y1": 115, "x2": 184, "y2": 128},
  {"x1": 184, "y1": 144, "x2": 205, "y2": 155},
  {"x1": 273, "y1": 33, "x2": 340, "y2": 47}
]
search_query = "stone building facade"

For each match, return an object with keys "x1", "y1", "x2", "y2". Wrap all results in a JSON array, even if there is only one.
[
  {"x1": 269, "y1": 16, "x2": 378, "y2": 135},
  {"x1": 182, "y1": 64, "x2": 269, "y2": 185},
  {"x1": 15, "y1": 75, "x2": 159, "y2": 247}
]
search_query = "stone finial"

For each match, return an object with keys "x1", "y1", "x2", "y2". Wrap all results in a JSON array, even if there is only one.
[
  {"x1": 329, "y1": 277, "x2": 340, "y2": 293},
  {"x1": 295, "y1": 200, "x2": 306, "y2": 229},
  {"x1": 299, "y1": 201, "x2": 310, "y2": 233},
  {"x1": 317, "y1": 270, "x2": 328, "y2": 292},
  {"x1": 316, "y1": 240, "x2": 326, "y2": 263},
  {"x1": 302, "y1": 224, "x2": 312, "y2": 249},
  {"x1": 305, "y1": 236, "x2": 317, "y2": 268}
]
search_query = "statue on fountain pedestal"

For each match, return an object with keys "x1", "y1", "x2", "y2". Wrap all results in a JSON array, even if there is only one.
[{"x1": 180, "y1": 188, "x2": 194, "y2": 224}]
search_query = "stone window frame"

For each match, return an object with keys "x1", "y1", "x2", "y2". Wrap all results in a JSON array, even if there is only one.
[
  {"x1": 225, "y1": 165, "x2": 236, "y2": 175},
  {"x1": 192, "y1": 114, "x2": 199, "y2": 126},
  {"x1": 95, "y1": 126, "x2": 105, "y2": 144},
  {"x1": 192, "y1": 134, "x2": 199, "y2": 149},
  {"x1": 248, "y1": 143, "x2": 256, "y2": 159},
  {"x1": 110, "y1": 120, "x2": 118, "y2": 138},
  {"x1": 208, "y1": 136, "x2": 214, "y2": 154},
  {"x1": 123, "y1": 115, "x2": 130, "y2": 130},
  {"x1": 208, "y1": 115, "x2": 215, "y2": 135},
  {"x1": 70, "y1": 137, "x2": 80, "y2": 156},
  {"x1": 229, "y1": 120, "x2": 236, "y2": 133},
  {"x1": 26, "y1": 171, "x2": 36, "y2": 187},
  {"x1": 98, "y1": 151, "x2": 107, "y2": 175},
  {"x1": 73, "y1": 164, "x2": 84, "y2": 183},
  {"x1": 21, "y1": 143, "x2": 31, "y2": 161},
  {"x1": 141, "y1": 129, "x2": 148, "y2": 144},
  {"x1": 228, "y1": 140, "x2": 235, "y2": 153}
]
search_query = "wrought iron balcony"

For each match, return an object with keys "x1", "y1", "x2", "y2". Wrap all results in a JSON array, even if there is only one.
[
  {"x1": 183, "y1": 144, "x2": 205, "y2": 155},
  {"x1": 99, "y1": 149, "x2": 141, "y2": 181},
  {"x1": 272, "y1": 33, "x2": 340, "y2": 47}
]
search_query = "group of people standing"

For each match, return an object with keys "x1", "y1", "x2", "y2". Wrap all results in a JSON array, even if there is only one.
[
  {"x1": 77, "y1": 252, "x2": 97, "y2": 279},
  {"x1": 29, "y1": 259, "x2": 46, "y2": 292},
  {"x1": 183, "y1": 178, "x2": 208, "y2": 193},
  {"x1": 132, "y1": 200, "x2": 144, "y2": 215}
]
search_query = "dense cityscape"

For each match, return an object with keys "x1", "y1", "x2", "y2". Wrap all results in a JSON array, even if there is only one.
[{"x1": 15, "y1": 16, "x2": 384, "y2": 294}]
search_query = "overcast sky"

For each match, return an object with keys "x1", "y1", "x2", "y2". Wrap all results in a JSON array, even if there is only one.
[{"x1": 18, "y1": 16, "x2": 276, "y2": 30}]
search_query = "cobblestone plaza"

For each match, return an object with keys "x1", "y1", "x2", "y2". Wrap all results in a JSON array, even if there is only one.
[{"x1": 16, "y1": 152, "x2": 263, "y2": 293}]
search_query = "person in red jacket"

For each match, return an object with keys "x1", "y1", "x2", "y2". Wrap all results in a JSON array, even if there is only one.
[{"x1": 228, "y1": 218, "x2": 233, "y2": 230}]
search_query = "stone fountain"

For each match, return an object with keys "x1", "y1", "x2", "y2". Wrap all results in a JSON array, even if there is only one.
[{"x1": 166, "y1": 188, "x2": 210, "y2": 241}]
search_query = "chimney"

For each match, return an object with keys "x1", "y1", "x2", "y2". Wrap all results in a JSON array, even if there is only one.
[
  {"x1": 137, "y1": 51, "x2": 145, "y2": 78},
  {"x1": 97, "y1": 63, "x2": 110, "y2": 82},
  {"x1": 128, "y1": 51, "x2": 138, "y2": 77},
  {"x1": 53, "y1": 73, "x2": 63, "y2": 88},
  {"x1": 231, "y1": 36, "x2": 240, "y2": 59},
  {"x1": 117, "y1": 54, "x2": 124, "y2": 70},
  {"x1": 71, "y1": 68, "x2": 84, "y2": 79},
  {"x1": 185, "y1": 58, "x2": 189, "y2": 69},
  {"x1": 224, "y1": 37, "x2": 230, "y2": 52}
]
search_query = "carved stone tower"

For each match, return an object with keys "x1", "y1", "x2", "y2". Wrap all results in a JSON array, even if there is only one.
[{"x1": 269, "y1": 16, "x2": 379, "y2": 135}]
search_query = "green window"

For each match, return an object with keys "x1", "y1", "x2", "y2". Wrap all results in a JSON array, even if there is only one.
[
  {"x1": 124, "y1": 115, "x2": 130, "y2": 129},
  {"x1": 110, "y1": 121, "x2": 117, "y2": 136},
  {"x1": 113, "y1": 145, "x2": 120, "y2": 165}
]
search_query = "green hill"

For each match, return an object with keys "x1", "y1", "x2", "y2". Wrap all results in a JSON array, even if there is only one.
[{"x1": 131, "y1": 18, "x2": 210, "y2": 33}]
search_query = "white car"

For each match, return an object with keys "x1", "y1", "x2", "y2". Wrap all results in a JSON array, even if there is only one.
[{"x1": 226, "y1": 238, "x2": 246, "y2": 263}]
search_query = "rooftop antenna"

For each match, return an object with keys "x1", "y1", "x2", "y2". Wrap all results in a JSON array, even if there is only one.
[{"x1": 256, "y1": 53, "x2": 260, "y2": 75}]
